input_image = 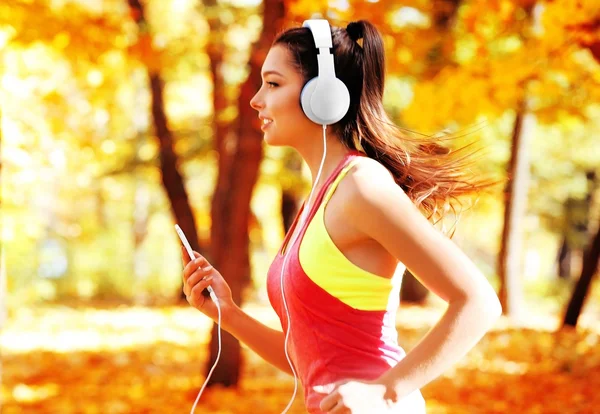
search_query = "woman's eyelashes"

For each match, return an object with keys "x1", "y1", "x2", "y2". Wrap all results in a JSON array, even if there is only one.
[{"x1": 256, "y1": 81, "x2": 278, "y2": 94}]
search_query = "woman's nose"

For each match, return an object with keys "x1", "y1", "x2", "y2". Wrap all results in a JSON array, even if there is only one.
[{"x1": 250, "y1": 90, "x2": 263, "y2": 110}]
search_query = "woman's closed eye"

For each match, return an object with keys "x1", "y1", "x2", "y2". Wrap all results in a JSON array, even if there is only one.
[{"x1": 266, "y1": 81, "x2": 279, "y2": 88}]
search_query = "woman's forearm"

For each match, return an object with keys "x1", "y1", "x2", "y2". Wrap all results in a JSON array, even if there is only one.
[
  {"x1": 221, "y1": 305, "x2": 293, "y2": 375},
  {"x1": 379, "y1": 295, "x2": 502, "y2": 400}
]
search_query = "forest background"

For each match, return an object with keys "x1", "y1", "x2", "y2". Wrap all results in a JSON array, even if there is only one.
[{"x1": 1, "y1": 0, "x2": 600, "y2": 412}]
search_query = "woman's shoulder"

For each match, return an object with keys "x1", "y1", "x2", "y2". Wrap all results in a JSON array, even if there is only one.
[
  {"x1": 344, "y1": 155, "x2": 398, "y2": 197},
  {"x1": 332, "y1": 155, "x2": 408, "y2": 223},
  {"x1": 337, "y1": 154, "x2": 418, "y2": 245}
]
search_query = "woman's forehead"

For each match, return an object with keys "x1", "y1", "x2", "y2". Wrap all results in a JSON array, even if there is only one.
[{"x1": 262, "y1": 45, "x2": 295, "y2": 77}]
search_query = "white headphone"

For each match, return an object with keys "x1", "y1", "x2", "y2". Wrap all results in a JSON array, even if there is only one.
[{"x1": 300, "y1": 19, "x2": 351, "y2": 125}]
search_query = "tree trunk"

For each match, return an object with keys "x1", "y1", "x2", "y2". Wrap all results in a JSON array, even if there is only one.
[
  {"x1": 498, "y1": 99, "x2": 534, "y2": 319},
  {"x1": 563, "y1": 223, "x2": 600, "y2": 327},
  {"x1": 206, "y1": 0, "x2": 286, "y2": 387},
  {"x1": 400, "y1": 270, "x2": 429, "y2": 304},
  {"x1": 126, "y1": 0, "x2": 204, "y2": 301},
  {"x1": 280, "y1": 153, "x2": 303, "y2": 233},
  {"x1": 148, "y1": 74, "x2": 202, "y2": 284},
  {"x1": 558, "y1": 172, "x2": 598, "y2": 280},
  {"x1": 562, "y1": 171, "x2": 600, "y2": 327},
  {"x1": 205, "y1": 0, "x2": 233, "y2": 265},
  {"x1": 281, "y1": 190, "x2": 299, "y2": 233},
  {"x1": 423, "y1": 0, "x2": 462, "y2": 79},
  {"x1": 557, "y1": 235, "x2": 572, "y2": 279}
]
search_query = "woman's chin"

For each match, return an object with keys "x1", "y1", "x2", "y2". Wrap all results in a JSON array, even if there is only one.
[{"x1": 263, "y1": 131, "x2": 285, "y2": 146}]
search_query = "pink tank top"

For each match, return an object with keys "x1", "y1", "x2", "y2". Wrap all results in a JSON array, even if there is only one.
[{"x1": 267, "y1": 151, "x2": 426, "y2": 413}]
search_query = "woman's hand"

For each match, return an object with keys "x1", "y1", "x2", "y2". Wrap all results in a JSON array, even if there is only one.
[
  {"x1": 319, "y1": 379, "x2": 398, "y2": 413},
  {"x1": 181, "y1": 247, "x2": 234, "y2": 321}
]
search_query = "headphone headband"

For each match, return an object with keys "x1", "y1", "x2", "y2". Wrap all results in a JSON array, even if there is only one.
[{"x1": 302, "y1": 20, "x2": 332, "y2": 48}]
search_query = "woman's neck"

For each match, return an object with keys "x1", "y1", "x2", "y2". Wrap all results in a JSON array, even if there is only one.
[{"x1": 295, "y1": 128, "x2": 353, "y2": 187}]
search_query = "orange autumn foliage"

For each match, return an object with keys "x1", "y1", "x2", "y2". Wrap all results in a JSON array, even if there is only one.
[{"x1": 1, "y1": 305, "x2": 598, "y2": 413}]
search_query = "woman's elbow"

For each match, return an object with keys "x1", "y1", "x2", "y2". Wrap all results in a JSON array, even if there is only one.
[
  {"x1": 475, "y1": 291, "x2": 503, "y2": 324},
  {"x1": 458, "y1": 288, "x2": 503, "y2": 323}
]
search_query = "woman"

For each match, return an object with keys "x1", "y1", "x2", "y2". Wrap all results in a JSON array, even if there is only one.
[{"x1": 182, "y1": 19, "x2": 502, "y2": 413}]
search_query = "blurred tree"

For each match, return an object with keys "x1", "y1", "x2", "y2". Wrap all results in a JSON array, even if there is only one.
[
  {"x1": 400, "y1": 0, "x2": 462, "y2": 304},
  {"x1": 203, "y1": 0, "x2": 234, "y2": 269},
  {"x1": 558, "y1": 2, "x2": 600, "y2": 320},
  {"x1": 393, "y1": 0, "x2": 600, "y2": 316},
  {"x1": 126, "y1": 0, "x2": 204, "y2": 301},
  {"x1": 281, "y1": 190, "x2": 299, "y2": 233},
  {"x1": 1, "y1": 0, "x2": 137, "y2": 302},
  {"x1": 205, "y1": 0, "x2": 286, "y2": 387},
  {"x1": 563, "y1": 170, "x2": 600, "y2": 327},
  {"x1": 563, "y1": 218, "x2": 600, "y2": 327},
  {"x1": 0, "y1": 0, "x2": 124, "y2": 64},
  {"x1": 280, "y1": 153, "x2": 303, "y2": 233},
  {"x1": 498, "y1": 96, "x2": 534, "y2": 318},
  {"x1": 557, "y1": 172, "x2": 599, "y2": 279}
]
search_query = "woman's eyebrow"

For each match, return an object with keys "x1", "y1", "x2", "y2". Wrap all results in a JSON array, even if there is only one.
[{"x1": 261, "y1": 70, "x2": 284, "y2": 78}]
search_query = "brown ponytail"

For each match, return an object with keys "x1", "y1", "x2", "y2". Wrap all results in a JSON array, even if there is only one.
[{"x1": 274, "y1": 20, "x2": 500, "y2": 232}]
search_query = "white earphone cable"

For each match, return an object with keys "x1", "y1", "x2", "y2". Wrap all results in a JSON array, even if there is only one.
[
  {"x1": 280, "y1": 124, "x2": 328, "y2": 414},
  {"x1": 190, "y1": 294, "x2": 222, "y2": 414},
  {"x1": 175, "y1": 224, "x2": 222, "y2": 414}
]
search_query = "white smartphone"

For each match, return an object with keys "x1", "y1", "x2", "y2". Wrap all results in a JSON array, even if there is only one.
[
  {"x1": 175, "y1": 224, "x2": 215, "y2": 300},
  {"x1": 175, "y1": 224, "x2": 195, "y2": 261}
]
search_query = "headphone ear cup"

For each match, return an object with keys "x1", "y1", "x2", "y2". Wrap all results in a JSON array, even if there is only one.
[
  {"x1": 300, "y1": 78, "x2": 320, "y2": 124},
  {"x1": 301, "y1": 77, "x2": 350, "y2": 125},
  {"x1": 327, "y1": 78, "x2": 350, "y2": 123}
]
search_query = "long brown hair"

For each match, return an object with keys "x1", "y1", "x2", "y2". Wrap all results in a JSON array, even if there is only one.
[{"x1": 273, "y1": 20, "x2": 500, "y2": 232}]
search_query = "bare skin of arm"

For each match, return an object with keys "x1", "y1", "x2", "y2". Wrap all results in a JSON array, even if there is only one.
[{"x1": 182, "y1": 249, "x2": 293, "y2": 375}]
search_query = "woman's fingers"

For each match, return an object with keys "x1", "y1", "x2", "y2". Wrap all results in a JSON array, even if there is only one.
[
  {"x1": 322, "y1": 398, "x2": 348, "y2": 414},
  {"x1": 330, "y1": 405, "x2": 349, "y2": 414},
  {"x1": 183, "y1": 253, "x2": 210, "y2": 282},
  {"x1": 320, "y1": 391, "x2": 339, "y2": 412},
  {"x1": 181, "y1": 247, "x2": 206, "y2": 267},
  {"x1": 181, "y1": 246, "x2": 198, "y2": 266},
  {"x1": 184, "y1": 265, "x2": 214, "y2": 296},
  {"x1": 181, "y1": 246, "x2": 188, "y2": 265},
  {"x1": 189, "y1": 275, "x2": 214, "y2": 304}
]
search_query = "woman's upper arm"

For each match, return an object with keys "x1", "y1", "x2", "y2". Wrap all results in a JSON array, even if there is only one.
[{"x1": 344, "y1": 161, "x2": 500, "y2": 307}]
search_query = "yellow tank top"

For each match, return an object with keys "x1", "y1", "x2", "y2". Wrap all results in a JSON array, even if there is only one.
[{"x1": 298, "y1": 158, "x2": 405, "y2": 311}]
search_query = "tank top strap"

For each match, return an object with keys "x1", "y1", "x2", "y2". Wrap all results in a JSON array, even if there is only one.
[
  {"x1": 322, "y1": 156, "x2": 362, "y2": 205},
  {"x1": 278, "y1": 151, "x2": 363, "y2": 257},
  {"x1": 303, "y1": 151, "x2": 364, "y2": 225}
]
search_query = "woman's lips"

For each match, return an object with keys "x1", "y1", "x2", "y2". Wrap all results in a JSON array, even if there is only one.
[{"x1": 261, "y1": 118, "x2": 273, "y2": 131}]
